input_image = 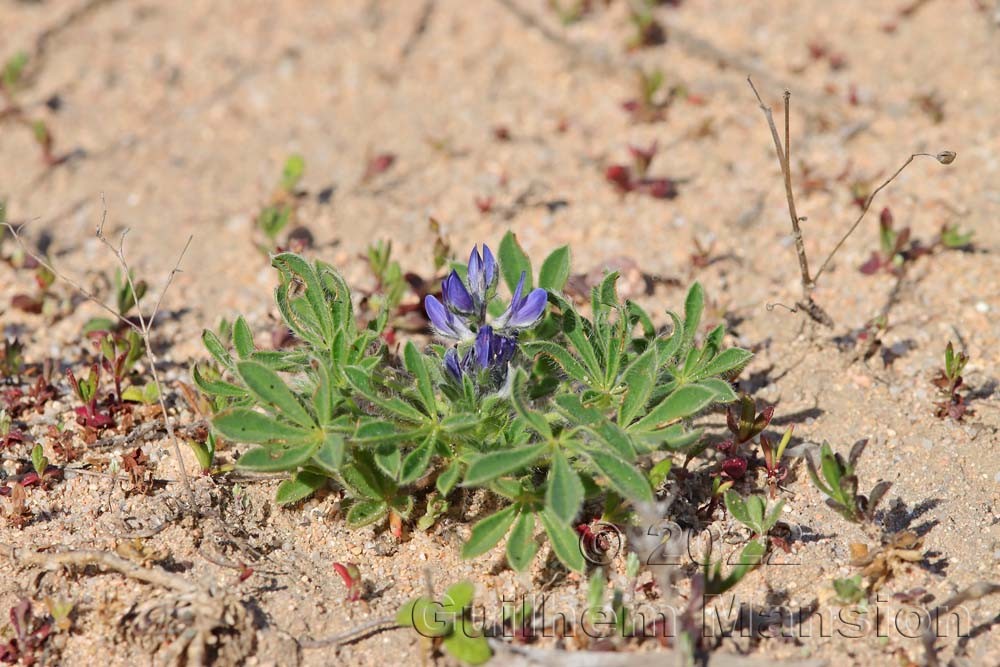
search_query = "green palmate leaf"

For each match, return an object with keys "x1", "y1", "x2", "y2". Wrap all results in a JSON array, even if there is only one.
[
  {"x1": 693, "y1": 348, "x2": 753, "y2": 381},
  {"x1": 681, "y1": 282, "x2": 704, "y2": 353},
  {"x1": 538, "y1": 246, "x2": 571, "y2": 291},
  {"x1": 540, "y1": 508, "x2": 586, "y2": 572},
  {"x1": 463, "y1": 444, "x2": 546, "y2": 486},
  {"x1": 521, "y1": 340, "x2": 590, "y2": 383},
  {"x1": 237, "y1": 442, "x2": 321, "y2": 472},
  {"x1": 346, "y1": 499, "x2": 388, "y2": 527},
  {"x1": 560, "y1": 308, "x2": 602, "y2": 380},
  {"x1": 585, "y1": 450, "x2": 653, "y2": 504},
  {"x1": 554, "y1": 394, "x2": 601, "y2": 426},
  {"x1": 202, "y1": 329, "x2": 234, "y2": 368},
  {"x1": 499, "y1": 231, "x2": 533, "y2": 292},
  {"x1": 696, "y1": 378, "x2": 738, "y2": 403},
  {"x1": 215, "y1": 408, "x2": 317, "y2": 445},
  {"x1": 192, "y1": 364, "x2": 246, "y2": 397},
  {"x1": 436, "y1": 460, "x2": 463, "y2": 496},
  {"x1": 275, "y1": 470, "x2": 327, "y2": 505},
  {"x1": 630, "y1": 384, "x2": 716, "y2": 432},
  {"x1": 374, "y1": 442, "x2": 402, "y2": 479},
  {"x1": 618, "y1": 347, "x2": 657, "y2": 425},
  {"x1": 232, "y1": 317, "x2": 255, "y2": 359},
  {"x1": 511, "y1": 372, "x2": 552, "y2": 438},
  {"x1": 396, "y1": 597, "x2": 451, "y2": 637},
  {"x1": 237, "y1": 361, "x2": 314, "y2": 427},
  {"x1": 403, "y1": 341, "x2": 436, "y2": 417},
  {"x1": 546, "y1": 451, "x2": 584, "y2": 523},
  {"x1": 311, "y1": 432, "x2": 344, "y2": 474},
  {"x1": 506, "y1": 512, "x2": 538, "y2": 572},
  {"x1": 443, "y1": 630, "x2": 492, "y2": 665},
  {"x1": 461, "y1": 505, "x2": 518, "y2": 559},
  {"x1": 442, "y1": 581, "x2": 476, "y2": 613},
  {"x1": 724, "y1": 491, "x2": 751, "y2": 528},
  {"x1": 400, "y1": 436, "x2": 435, "y2": 485}
]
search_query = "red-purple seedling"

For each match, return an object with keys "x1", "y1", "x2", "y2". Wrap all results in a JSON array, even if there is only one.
[
  {"x1": 0, "y1": 411, "x2": 25, "y2": 448},
  {"x1": 66, "y1": 365, "x2": 114, "y2": 429},
  {"x1": 362, "y1": 153, "x2": 396, "y2": 182},
  {"x1": 759, "y1": 428, "x2": 793, "y2": 499},
  {"x1": 332, "y1": 562, "x2": 364, "y2": 602},
  {"x1": 0, "y1": 599, "x2": 53, "y2": 665},
  {"x1": 726, "y1": 394, "x2": 774, "y2": 446},
  {"x1": 932, "y1": 341, "x2": 972, "y2": 420},
  {"x1": 628, "y1": 141, "x2": 658, "y2": 179}
]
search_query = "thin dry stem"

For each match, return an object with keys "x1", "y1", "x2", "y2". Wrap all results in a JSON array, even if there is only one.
[
  {"x1": 299, "y1": 617, "x2": 400, "y2": 649},
  {"x1": 748, "y1": 78, "x2": 813, "y2": 299},
  {"x1": 4, "y1": 200, "x2": 197, "y2": 510},
  {"x1": 813, "y1": 152, "x2": 940, "y2": 282},
  {"x1": 1, "y1": 543, "x2": 199, "y2": 594}
]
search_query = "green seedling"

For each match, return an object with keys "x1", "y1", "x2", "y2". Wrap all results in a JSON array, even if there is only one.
[
  {"x1": 832, "y1": 574, "x2": 866, "y2": 606},
  {"x1": 932, "y1": 341, "x2": 971, "y2": 420},
  {"x1": 257, "y1": 154, "x2": 307, "y2": 251},
  {"x1": 0, "y1": 338, "x2": 24, "y2": 378},
  {"x1": 759, "y1": 426, "x2": 792, "y2": 498},
  {"x1": 724, "y1": 490, "x2": 785, "y2": 538},
  {"x1": 938, "y1": 223, "x2": 973, "y2": 250},
  {"x1": 806, "y1": 440, "x2": 891, "y2": 524},
  {"x1": 396, "y1": 581, "x2": 491, "y2": 665},
  {"x1": 66, "y1": 364, "x2": 114, "y2": 429}
]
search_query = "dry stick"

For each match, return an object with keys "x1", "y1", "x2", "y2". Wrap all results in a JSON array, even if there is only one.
[
  {"x1": 94, "y1": 210, "x2": 196, "y2": 509},
  {"x1": 748, "y1": 79, "x2": 813, "y2": 302},
  {"x1": 3, "y1": 209, "x2": 197, "y2": 510},
  {"x1": 2, "y1": 543, "x2": 200, "y2": 594},
  {"x1": 812, "y1": 152, "x2": 946, "y2": 282},
  {"x1": 299, "y1": 617, "x2": 401, "y2": 649},
  {"x1": 747, "y1": 78, "x2": 955, "y2": 325}
]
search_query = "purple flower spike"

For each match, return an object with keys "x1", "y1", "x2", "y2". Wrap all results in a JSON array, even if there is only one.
[
  {"x1": 495, "y1": 272, "x2": 548, "y2": 329},
  {"x1": 473, "y1": 326, "x2": 518, "y2": 370},
  {"x1": 442, "y1": 271, "x2": 474, "y2": 314},
  {"x1": 467, "y1": 244, "x2": 498, "y2": 308},
  {"x1": 481, "y1": 244, "x2": 497, "y2": 291},
  {"x1": 425, "y1": 295, "x2": 473, "y2": 341},
  {"x1": 444, "y1": 348, "x2": 463, "y2": 382}
]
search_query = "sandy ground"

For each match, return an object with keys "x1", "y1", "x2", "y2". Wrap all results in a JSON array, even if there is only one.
[{"x1": 1, "y1": 0, "x2": 999, "y2": 665}]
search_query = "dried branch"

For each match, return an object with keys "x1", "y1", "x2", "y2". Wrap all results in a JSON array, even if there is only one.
[
  {"x1": 812, "y1": 152, "x2": 948, "y2": 282},
  {"x1": 299, "y1": 617, "x2": 400, "y2": 649},
  {"x1": 4, "y1": 200, "x2": 197, "y2": 510},
  {"x1": 1, "y1": 543, "x2": 199, "y2": 594},
  {"x1": 747, "y1": 78, "x2": 954, "y2": 327}
]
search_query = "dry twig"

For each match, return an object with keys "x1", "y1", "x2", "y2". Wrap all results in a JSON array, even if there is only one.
[{"x1": 746, "y1": 77, "x2": 954, "y2": 327}]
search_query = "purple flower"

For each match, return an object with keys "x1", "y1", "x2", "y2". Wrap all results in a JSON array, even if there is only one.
[
  {"x1": 473, "y1": 326, "x2": 517, "y2": 370},
  {"x1": 467, "y1": 244, "x2": 498, "y2": 308},
  {"x1": 494, "y1": 272, "x2": 548, "y2": 329},
  {"x1": 444, "y1": 348, "x2": 464, "y2": 382},
  {"x1": 441, "y1": 271, "x2": 474, "y2": 314},
  {"x1": 424, "y1": 295, "x2": 473, "y2": 341}
]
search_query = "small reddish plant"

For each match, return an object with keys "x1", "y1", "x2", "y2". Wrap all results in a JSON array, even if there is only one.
[
  {"x1": 759, "y1": 427, "x2": 793, "y2": 499},
  {"x1": 0, "y1": 411, "x2": 26, "y2": 448},
  {"x1": 21, "y1": 444, "x2": 62, "y2": 490},
  {"x1": 333, "y1": 562, "x2": 364, "y2": 601},
  {"x1": 66, "y1": 364, "x2": 114, "y2": 429},
  {"x1": 0, "y1": 599, "x2": 53, "y2": 665},
  {"x1": 604, "y1": 142, "x2": 678, "y2": 200},
  {"x1": 932, "y1": 341, "x2": 972, "y2": 420}
]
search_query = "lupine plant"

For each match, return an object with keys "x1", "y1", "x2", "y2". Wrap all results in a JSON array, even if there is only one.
[{"x1": 196, "y1": 233, "x2": 750, "y2": 572}]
